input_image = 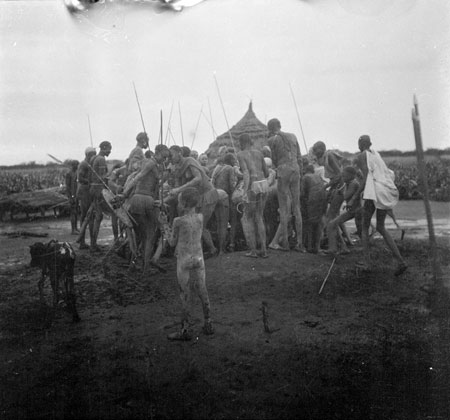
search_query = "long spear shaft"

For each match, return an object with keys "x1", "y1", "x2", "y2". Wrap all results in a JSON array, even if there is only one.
[
  {"x1": 319, "y1": 257, "x2": 335, "y2": 295},
  {"x1": 165, "y1": 100, "x2": 175, "y2": 145},
  {"x1": 207, "y1": 96, "x2": 216, "y2": 141},
  {"x1": 132, "y1": 81, "x2": 146, "y2": 133},
  {"x1": 178, "y1": 101, "x2": 185, "y2": 146},
  {"x1": 289, "y1": 82, "x2": 308, "y2": 154},
  {"x1": 160, "y1": 110, "x2": 163, "y2": 145},
  {"x1": 201, "y1": 110, "x2": 218, "y2": 138},
  {"x1": 213, "y1": 73, "x2": 237, "y2": 153},
  {"x1": 87, "y1": 114, "x2": 94, "y2": 147},
  {"x1": 191, "y1": 104, "x2": 203, "y2": 149}
]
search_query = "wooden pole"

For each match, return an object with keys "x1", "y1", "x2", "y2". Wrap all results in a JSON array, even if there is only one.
[
  {"x1": 201, "y1": 110, "x2": 218, "y2": 138},
  {"x1": 87, "y1": 114, "x2": 94, "y2": 147},
  {"x1": 289, "y1": 82, "x2": 308, "y2": 155},
  {"x1": 213, "y1": 73, "x2": 238, "y2": 154},
  {"x1": 411, "y1": 95, "x2": 442, "y2": 280},
  {"x1": 207, "y1": 96, "x2": 216, "y2": 142},
  {"x1": 132, "y1": 81, "x2": 147, "y2": 134},
  {"x1": 191, "y1": 104, "x2": 203, "y2": 149},
  {"x1": 165, "y1": 100, "x2": 174, "y2": 145},
  {"x1": 160, "y1": 109, "x2": 163, "y2": 145},
  {"x1": 178, "y1": 101, "x2": 185, "y2": 147},
  {"x1": 319, "y1": 258, "x2": 335, "y2": 295}
]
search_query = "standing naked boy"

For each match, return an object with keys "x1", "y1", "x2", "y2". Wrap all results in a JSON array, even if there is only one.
[{"x1": 160, "y1": 187, "x2": 214, "y2": 341}]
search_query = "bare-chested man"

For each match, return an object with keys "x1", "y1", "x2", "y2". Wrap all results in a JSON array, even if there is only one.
[
  {"x1": 77, "y1": 147, "x2": 96, "y2": 249},
  {"x1": 169, "y1": 145, "x2": 219, "y2": 256},
  {"x1": 237, "y1": 133, "x2": 269, "y2": 258},
  {"x1": 122, "y1": 144, "x2": 170, "y2": 273},
  {"x1": 89, "y1": 141, "x2": 112, "y2": 252},
  {"x1": 127, "y1": 132, "x2": 149, "y2": 174},
  {"x1": 160, "y1": 187, "x2": 213, "y2": 341},
  {"x1": 267, "y1": 118, "x2": 305, "y2": 252}
]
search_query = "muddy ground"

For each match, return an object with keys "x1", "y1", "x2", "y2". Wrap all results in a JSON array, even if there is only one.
[{"x1": 1, "y1": 204, "x2": 450, "y2": 420}]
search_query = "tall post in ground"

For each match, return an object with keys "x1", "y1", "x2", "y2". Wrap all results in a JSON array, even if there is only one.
[{"x1": 411, "y1": 95, "x2": 442, "y2": 281}]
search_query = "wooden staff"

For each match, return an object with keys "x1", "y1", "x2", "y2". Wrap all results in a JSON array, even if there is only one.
[
  {"x1": 201, "y1": 109, "x2": 218, "y2": 138},
  {"x1": 289, "y1": 82, "x2": 308, "y2": 154},
  {"x1": 132, "y1": 81, "x2": 147, "y2": 133},
  {"x1": 178, "y1": 101, "x2": 185, "y2": 146},
  {"x1": 411, "y1": 95, "x2": 442, "y2": 280},
  {"x1": 165, "y1": 100, "x2": 175, "y2": 145},
  {"x1": 87, "y1": 114, "x2": 94, "y2": 147},
  {"x1": 207, "y1": 96, "x2": 216, "y2": 141},
  {"x1": 190, "y1": 104, "x2": 203, "y2": 149},
  {"x1": 319, "y1": 258, "x2": 335, "y2": 295},
  {"x1": 213, "y1": 72, "x2": 238, "y2": 153}
]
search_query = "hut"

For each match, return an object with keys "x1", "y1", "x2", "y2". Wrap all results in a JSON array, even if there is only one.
[{"x1": 205, "y1": 102, "x2": 268, "y2": 159}]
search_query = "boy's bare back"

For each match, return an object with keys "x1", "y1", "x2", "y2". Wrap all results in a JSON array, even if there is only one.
[{"x1": 172, "y1": 212, "x2": 204, "y2": 263}]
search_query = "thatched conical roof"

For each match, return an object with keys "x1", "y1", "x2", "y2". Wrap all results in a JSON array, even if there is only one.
[{"x1": 205, "y1": 102, "x2": 268, "y2": 158}]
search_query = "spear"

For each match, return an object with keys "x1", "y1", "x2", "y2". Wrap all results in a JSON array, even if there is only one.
[
  {"x1": 207, "y1": 96, "x2": 216, "y2": 141},
  {"x1": 190, "y1": 104, "x2": 203, "y2": 149},
  {"x1": 87, "y1": 114, "x2": 94, "y2": 147},
  {"x1": 201, "y1": 110, "x2": 218, "y2": 138},
  {"x1": 165, "y1": 100, "x2": 175, "y2": 145},
  {"x1": 289, "y1": 82, "x2": 308, "y2": 154},
  {"x1": 319, "y1": 257, "x2": 335, "y2": 295},
  {"x1": 132, "y1": 81, "x2": 147, "y2": 134},
  {"x1": 213, "y1": 72, "x2": 237, "y2": 153},
  {"x1": 160, "y1": 109, "x2": 163, "y2": 145},
  {"x1": 178, "y1": 101, "x2": 185, "y2": 147}
]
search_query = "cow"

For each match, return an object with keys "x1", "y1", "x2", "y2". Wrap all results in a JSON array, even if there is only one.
[{"x1": 29, "y1": 240, "x2": 80, "y2": 322}]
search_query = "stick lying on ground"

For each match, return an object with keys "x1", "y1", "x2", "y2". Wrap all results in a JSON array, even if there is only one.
[
  {"x1": 319, "y1": 257, "x2": 336, "y2": 295},
  {"x1": 2, "y1": 231, "x2": 49, "y2": 238}
]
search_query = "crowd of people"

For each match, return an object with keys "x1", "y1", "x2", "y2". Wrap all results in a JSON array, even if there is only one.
[
  {"x1": 0, "y1": 168, "x2": 65, "y2": 196},
  {"x1": 61, "y1": 125, "x2": 412, "y2": 340}
]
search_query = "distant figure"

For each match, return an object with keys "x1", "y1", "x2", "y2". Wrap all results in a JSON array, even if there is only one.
[
  {"x1": 198, "y1": 153, "x2": 211, "y2": 178},
  {"x1": 160, "y1": 188, "x2": 214, "y2": 341},
  {"x1": 267, "y1": 118, "x2": 305, "y2": 252},
  {"x1": 65, "y1": 160, "x2": 79, "y2": 235},
  {"x1": 190, "y1": 150, "x2": 199, "y2": 160},
  {"x1": 237, "y1": 133, "x2": 269, "y2": 258},
  {"x1": 353, "y1": 135, "x2": 407, "y2": 275}
]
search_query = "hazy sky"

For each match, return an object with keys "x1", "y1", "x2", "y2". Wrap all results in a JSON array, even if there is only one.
[{"x1": 1, "y1": 0, "x2": 449, "y2": 165}]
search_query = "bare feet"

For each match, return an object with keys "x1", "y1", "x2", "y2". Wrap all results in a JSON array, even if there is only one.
[
  {"x1": 394, "y1": 262, "x2": 408, "y2": 276},
  {"x1": 245, "y1": 251, "x2": 258, "y2": 258}
]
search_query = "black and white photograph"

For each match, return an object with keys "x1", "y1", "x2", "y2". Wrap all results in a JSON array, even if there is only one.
[{"x1": 1, "y1": 0, "x2": 449, "y2": 418}]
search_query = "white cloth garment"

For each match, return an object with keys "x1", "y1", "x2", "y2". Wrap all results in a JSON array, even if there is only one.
[{"x1": 363, "y1": 149, "x2": 399, "y2": 210}]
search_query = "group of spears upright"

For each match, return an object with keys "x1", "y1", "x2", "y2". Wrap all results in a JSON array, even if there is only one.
[
  {"x1": 64, "y1": 117, "x2": 408, "y2": 278},
  {"x1": 62, "y1": 117, "x2": 408, "y2": 338}
]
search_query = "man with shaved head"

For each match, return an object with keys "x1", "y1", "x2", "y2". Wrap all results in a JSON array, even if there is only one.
[{"x1": 267, "y1": 118, "x2": 305, "y2": 252}]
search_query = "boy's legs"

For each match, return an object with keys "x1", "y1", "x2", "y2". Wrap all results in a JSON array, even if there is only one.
[
  {"x1": 168, "y1": 264, "x2": 193, "y2": 340},
  {"x1": 289, "y1": 174, "x2": 305, "y2": 252},
  {"x1": 193, "y1": 264, "x2": 213, "y2": 335},
  {"x1": 327, "y1": 211, "x2": 354, "y2": 253}
]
